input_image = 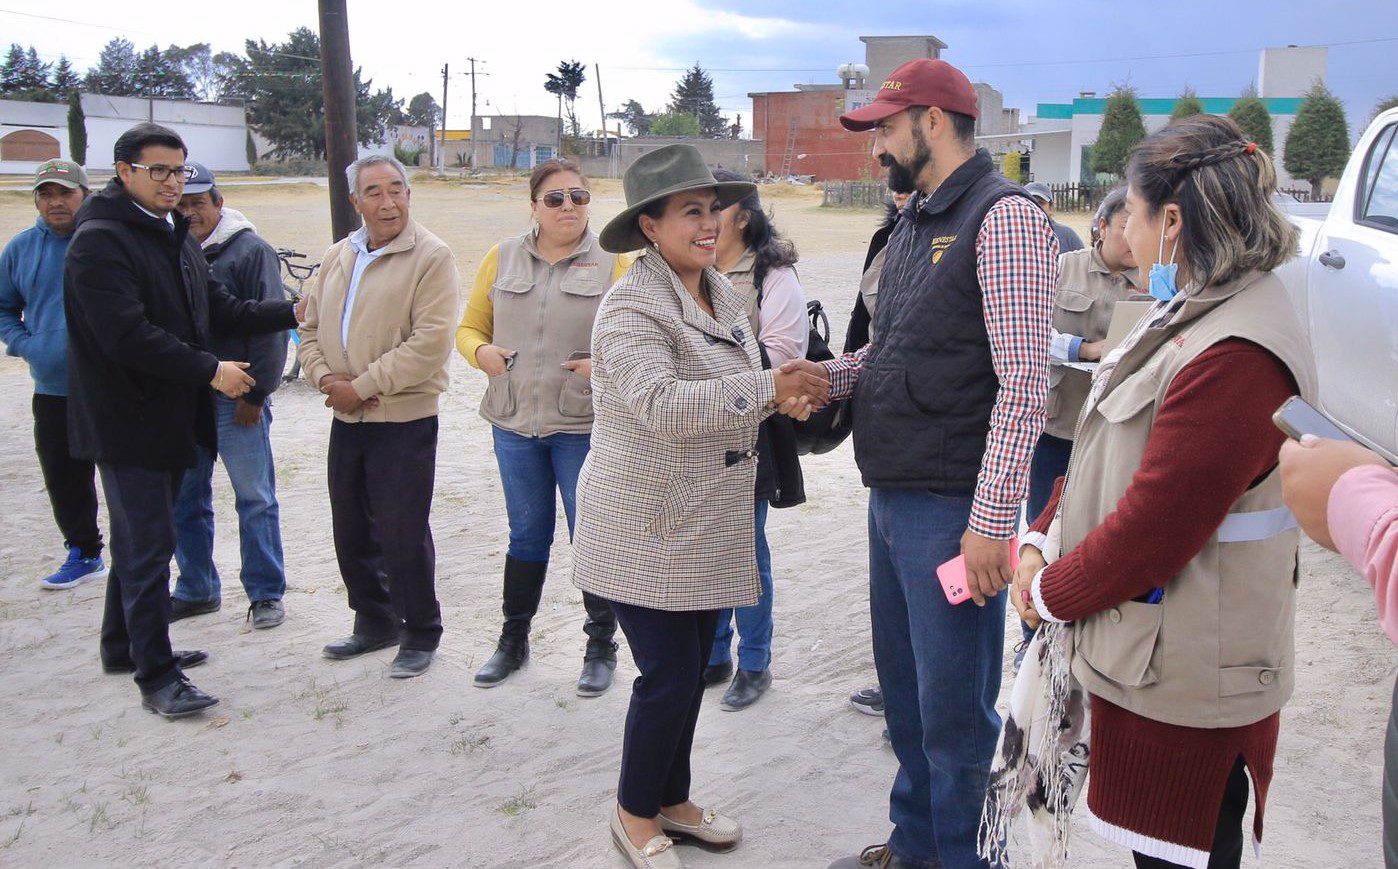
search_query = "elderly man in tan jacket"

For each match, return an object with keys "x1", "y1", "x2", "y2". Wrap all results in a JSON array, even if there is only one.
[{"x1": 298, "y1": 155, "x2": 461, "y2": 679}]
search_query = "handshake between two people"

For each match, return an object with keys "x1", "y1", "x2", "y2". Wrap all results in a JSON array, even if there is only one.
[{"x1": 770, "y1": 359, "x2": 832, "y2": 422}]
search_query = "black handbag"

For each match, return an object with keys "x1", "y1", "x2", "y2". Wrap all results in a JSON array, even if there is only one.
[{"x1": 790, "y1": 299, "x2": 854, "y2": 455}]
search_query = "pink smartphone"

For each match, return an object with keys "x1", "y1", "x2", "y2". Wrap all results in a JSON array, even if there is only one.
[{"x1": 938, "y1": 538, "x2": 1021, "y2": 605}]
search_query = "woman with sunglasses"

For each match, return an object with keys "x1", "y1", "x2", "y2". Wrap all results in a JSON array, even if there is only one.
[{"x1": 456, "y1": 157, "x2": 632, "y2": 697}]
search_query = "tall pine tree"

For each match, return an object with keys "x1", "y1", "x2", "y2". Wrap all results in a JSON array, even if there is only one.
[
  {"x1": 84, "y1": 38, "x2": 140, "y2": 96},
  {"x1": 1170, "y1": 86, "x2": 1204, "y2": 124},
  {"x1": 669, "y1": 65, "x2": 726, "y2": 137},
  {"x1": 52, "y1": 56, "x2": 80, "y2": 98},
  {"x1": 1228, "y1": 88, "x2": 1274, "y2": 154},
  {"x1": 1092, "y1": 86, "x2": 1146, "y2": 178},
  {"x1": 1284, "y1": 82, "x2": 1351, "y2": 198}
]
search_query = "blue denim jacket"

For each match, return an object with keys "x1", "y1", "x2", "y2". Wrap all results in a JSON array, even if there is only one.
[{"x1": 0, "y1": 217, "x2": 72, "y2": 396}]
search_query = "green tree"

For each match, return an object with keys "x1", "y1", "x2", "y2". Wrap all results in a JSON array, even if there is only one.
[
  {"x1": 1284, "y1": 81, "x2": 1351, "y2": 198},
  {"x1": 220, "y1": 28, "x2": 401, "y2": 159},
  {"x1": 245, "y1": 128, "x2": 258, "y2": 166},
  {"x1": 67, "y1": 90, "x2": 86, "y2": 165},
  {"x1": 1170, "y1": 86, "x2": 1204, "y2": 124},
  {"x1": 544, "y1": 60, "x2": 586, "y2": 138},
  {"x1": 608, "y1": 99, "x2": 653, "y2": 136},
  {"x1": 52, "y1": 56, "x2": 80, "y2": 99},
  {"x1": 166, "y1": 43, "x2": 238, "y2": 102},
  {"x1": 1228, "y1": 89, "x2": 1274, "y2": 154},
  {"x1": 406, "y1": 92, "x2": 441, "y2": 129},
  {"x1": 83, "y1": 37, "x2": 140, "y2": 96},
  {"x1": 132, "y1": 44, "x2": 197, "y2": 99},
  {"x1": 1373, "y1": 94, "x2": 1398, "y2": 122},
  {"x1": 651, "y1": 112, "x2": 701, "y2": 137},
  {"x1": 669, "y1": 65, "x2": 726, "y2": 137},
  {"x1": 1092, "y1": 86, "x2": 1146, "y2": 177},
  {"x1": 1001, "y1": 151, "x2": 1022, "y2": 183}
]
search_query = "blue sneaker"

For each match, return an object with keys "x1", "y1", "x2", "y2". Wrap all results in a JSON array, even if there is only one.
[{"x1": 39, "y1": 546, "x2": 108, "y2": 590}]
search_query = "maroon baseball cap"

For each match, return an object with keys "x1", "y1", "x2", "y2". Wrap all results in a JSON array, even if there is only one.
[{"x1": 839, "y1": 59, "x2": 980, "y2": 131}]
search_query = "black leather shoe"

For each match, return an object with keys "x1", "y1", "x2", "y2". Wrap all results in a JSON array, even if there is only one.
[
  {"x1": 103, "y1": 649, "x2": 209, "y2": 674},
  {"x1": 388, "y1": 649, "x2": 434, "y2": 679},
  {"x1": 169, "y1": 596, "x2": 221, "y2": 621},
  {"x1": 719, "y1": 668, "x2": 772, "y2": 711},
  {"x1": 576, "y1": 641, "x2": 618, "y2": 697},
  {"x1": 141, "y1": 677, "x2": 219, "y2": 719},
  {"x1": 322, "y1": 633, "x2": 399, "y2": 660},
  {"x1": 473, "y1": 637, "x2": 528, "y2": 687},
  {"x1": 702, "y1": 660, "x2": 733, "y2": 688}
]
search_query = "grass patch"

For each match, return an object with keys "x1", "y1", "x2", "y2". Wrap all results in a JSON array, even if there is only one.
[{"x1": 497, "y1": 787, "x2": 537, "y2": 817}]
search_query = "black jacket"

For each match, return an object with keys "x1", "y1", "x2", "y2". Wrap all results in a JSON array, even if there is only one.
[
  {"x1": 201, "y1": 209, "x2": 288, "y2": 406},
  {"x1": 852, "y1": 150, "x2": 1028, "y2": 490},
  {"x1": 64, "y1": 179, "x2": 296, "y2": 470}
]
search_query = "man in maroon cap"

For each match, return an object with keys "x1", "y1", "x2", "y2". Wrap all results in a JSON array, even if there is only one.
[{"x1": 808, "y1": 58, "x2": 1059, "y2": 869}]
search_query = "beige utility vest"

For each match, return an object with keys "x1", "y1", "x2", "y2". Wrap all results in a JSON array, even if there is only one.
[
  {"x1": 480, "y1": 229, "x2": 617, "y2": 436},
  {"x1": 1052, "y1": 271, "x2": 1318, "y2": 729},
  {"x1": 1045, "y1": 247, "x2": 1143, "y2": 439},
  {"x1": 860, "y1": 247, "x2": 888, "y2": 323},
  {"x1": 727, "y1": 247, "x2": 763, "y2": 338}
]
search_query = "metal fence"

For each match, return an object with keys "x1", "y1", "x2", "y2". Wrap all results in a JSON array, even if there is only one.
[
  {"x1": 822, "y1": 181, "x2": 890, "y2": 208},
  {"x1": 1044, "y1": 183, "x2": 1114, "y2": 213}
]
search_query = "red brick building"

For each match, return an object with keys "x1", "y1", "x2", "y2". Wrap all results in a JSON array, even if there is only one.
[{"x1": 749, "y1": 87, "x2": 880, "y2": 182}]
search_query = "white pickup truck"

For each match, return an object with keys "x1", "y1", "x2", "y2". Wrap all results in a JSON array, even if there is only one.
[{"x1": 1276, "y1": 107, "x2": 1398, "y2": 462}]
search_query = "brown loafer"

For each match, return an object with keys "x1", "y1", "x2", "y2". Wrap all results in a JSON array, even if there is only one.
[
  {"x1": 610, "y1": 806, "x2": 683, "y2": 868},
  {"x1": 658, "y1": 806, "x2": 741, "y2": 851}
]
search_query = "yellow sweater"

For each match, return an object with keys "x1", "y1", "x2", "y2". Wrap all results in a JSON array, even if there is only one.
[{"x1": 456, "y1": 243, "x2": 633, "y2": 368}]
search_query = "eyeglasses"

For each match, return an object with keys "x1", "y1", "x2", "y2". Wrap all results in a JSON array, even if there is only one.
[
  {"x1": 128, "y1": 163, "x2": 196, "y2": 183},
  {"x1": 537, "y1": 188, "x2": 590, "y2": 208}
]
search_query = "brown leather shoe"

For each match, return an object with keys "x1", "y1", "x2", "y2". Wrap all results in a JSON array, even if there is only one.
[{"x1": 827, "y1": 843, "x2": 911, "y2": 868}]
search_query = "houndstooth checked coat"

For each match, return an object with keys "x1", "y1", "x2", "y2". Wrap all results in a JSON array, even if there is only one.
[{"x1": 571, "y1": 250, "x2": 776, "y2": 611}]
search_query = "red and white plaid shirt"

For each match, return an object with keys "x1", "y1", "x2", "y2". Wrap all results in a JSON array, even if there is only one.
[{"x1": 823, "y1": 195, "x2": 1058, "y2": 538}]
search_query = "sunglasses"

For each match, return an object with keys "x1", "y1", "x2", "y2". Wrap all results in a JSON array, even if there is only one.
[{"x1": 537, "y1": 188, "x2": 591, "y2": 208}]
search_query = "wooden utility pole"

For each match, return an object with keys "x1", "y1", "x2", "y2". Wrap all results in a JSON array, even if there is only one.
[
  {"x1": 595, "y1": 63, "x2": 607, "y2": 139},
  {"x1": 318, "y1": 0, "x2": 359, "y2": 242},
  {"x1": 439, "y1": 63, "x2": 449, "y2": 172}
]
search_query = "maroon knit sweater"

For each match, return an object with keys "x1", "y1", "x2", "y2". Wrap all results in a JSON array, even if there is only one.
[{"x1": 1030, "y1": 338, "x2": 1298, "y2": 854}]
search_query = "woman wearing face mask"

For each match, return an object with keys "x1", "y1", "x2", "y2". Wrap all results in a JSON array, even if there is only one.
[
  {"x1": 1001, "y1": 116, "x2": 1318, "y2": 868},
  {"x1": 456, "y1": 158, "x2": 632, "y2": 697},
  {"x1": 1029, "y1": 186, "x2": 1143, "y2": 530},
  {"x1": 698, "y1": 169, "x2": 808, "y2": 711},
  {"x1": 572, "y1": 144, "x2": 828, "y2": 868}
]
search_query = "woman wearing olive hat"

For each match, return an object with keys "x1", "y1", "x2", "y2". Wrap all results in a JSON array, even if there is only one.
[{"x1": 571, "y1": 144, "x2": 829, "y2": 868}]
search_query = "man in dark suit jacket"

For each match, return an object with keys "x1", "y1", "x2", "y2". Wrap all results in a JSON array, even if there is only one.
[{"x1": 65, "y1": 123, "x2": 298, "y2": 719}]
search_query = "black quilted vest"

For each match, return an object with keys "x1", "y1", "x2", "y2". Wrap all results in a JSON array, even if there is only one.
[{"x1": 852, "y1": 149, "x2": 1025, "y2": 490}]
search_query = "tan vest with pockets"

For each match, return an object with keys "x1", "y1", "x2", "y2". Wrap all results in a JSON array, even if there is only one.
[
  {"x1": 1052, "y1": 271, "x2": 1318, "y2": 728},
  {"x1": 480, "y1": 229, "x2": 616, "y2": 436},
  {"x1": 1045, "y1": 247, "x2": 1143, "y2": 439}
]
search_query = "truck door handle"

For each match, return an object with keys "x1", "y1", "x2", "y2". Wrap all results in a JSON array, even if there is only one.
[{"x1": 1318, "y1": 250, "x2": 1346, "y2": 270}]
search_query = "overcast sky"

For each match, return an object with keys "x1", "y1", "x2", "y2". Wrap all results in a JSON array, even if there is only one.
[{"x1": 5, "y1": 1, "x2": 1396, "y2": 136}]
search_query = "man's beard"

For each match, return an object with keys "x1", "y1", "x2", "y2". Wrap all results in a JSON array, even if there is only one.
[{"x1": 881, "y1": 128, "x2": 933, "y2": 194}]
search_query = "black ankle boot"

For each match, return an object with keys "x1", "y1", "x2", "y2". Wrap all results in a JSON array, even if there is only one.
[
  {"x1": 576, "y1": 638, "x2": 618, "y2": 697},
  {"x1": 473, "y1": 556, "x2": 546, "y2": 688}
]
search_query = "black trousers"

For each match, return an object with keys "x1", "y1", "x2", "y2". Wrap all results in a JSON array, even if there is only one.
[
  {"x1": 97, "y1": 464, "x2": 183, "y2": 693},
  {"x1": 1133, "y1": 757, "x2": 1249, "y2": 869},
  {"x1": 33, "y1": 394, "x2": 102, "y2": 558},
  {"x1": 328, "y1": 417, "x2": 442, "y2": 651},
  {"x1": 611, "y1": 600, "x2": 720, "y2": 817}
]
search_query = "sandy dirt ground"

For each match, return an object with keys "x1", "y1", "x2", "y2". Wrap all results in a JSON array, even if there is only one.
[{"x1": 0, "y1": 180, "x2": 1391, "y2": 868}]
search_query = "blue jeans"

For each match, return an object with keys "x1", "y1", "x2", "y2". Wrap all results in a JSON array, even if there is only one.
[
  {"x1": 172, "y1": 396, "x2": 286, "y2": 603},
  {"x1": 709, "y1": 499, "x2": 773, "y2": 672},
  {"x1": 869, "y1": 488, "x2": 1005, "y2": 869},
  {"x1": 1020, "y1": 432, "x2": 1074, "y2": 649},
  {"x1": 492, "y1": 427, "x2": 590, "y2": 562}
]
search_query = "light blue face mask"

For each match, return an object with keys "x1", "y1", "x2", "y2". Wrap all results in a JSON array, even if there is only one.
[{"x1": 1148, "y1": 221, "x2": 1179, "y2": 302}]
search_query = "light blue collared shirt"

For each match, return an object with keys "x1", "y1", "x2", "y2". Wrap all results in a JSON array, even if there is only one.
[{"x1": 342, "y1": 226, "x2": 387, "y2": 348}]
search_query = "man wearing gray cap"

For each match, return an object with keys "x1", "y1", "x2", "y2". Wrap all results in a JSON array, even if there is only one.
[
  {"x1": 171, "y1": 162, "x2": 290, "y2": 629},
  {"x1": 1024, "y1": 181, "x2": 1084, "y2": 254},
  {"x1": 0, "y1": 159, "x2": 107, "y2": 591}
]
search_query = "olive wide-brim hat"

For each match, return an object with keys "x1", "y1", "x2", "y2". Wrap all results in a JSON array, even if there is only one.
[{"x1": 599, "y1": 144, "x2": 757, "y2": 254}]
